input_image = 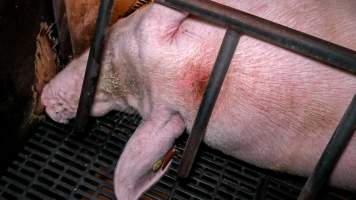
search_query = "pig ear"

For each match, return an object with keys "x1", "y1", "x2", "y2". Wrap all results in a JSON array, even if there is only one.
[{"x1": 114, "y1": 112, "x2": 185, "y2": 200}]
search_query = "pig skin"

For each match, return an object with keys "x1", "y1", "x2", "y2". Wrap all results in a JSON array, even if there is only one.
[{"x1": 41, "y1": 0, "x2": 356, "y2": 199}]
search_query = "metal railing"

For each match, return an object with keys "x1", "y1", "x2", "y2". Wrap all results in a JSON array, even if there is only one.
[
  {"x1": 74, "y1": 0, "x2": 114, "y2": 134},
  {"x1": 74, "y1": 0, "x2": 356, "y2": 199}
]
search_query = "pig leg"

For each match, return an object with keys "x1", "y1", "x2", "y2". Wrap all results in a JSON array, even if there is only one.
[{"x1": 114, "y1": 110, "x2": 185, "y2": 200}]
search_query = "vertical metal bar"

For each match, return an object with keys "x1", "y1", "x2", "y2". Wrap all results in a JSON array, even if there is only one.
[
  {"x1": 74, "y1": 0, "x2": 113, "y2": 134},
  {"x1": 177, "y1": 29, "x2": 241, "y2": 178},
  {"x1": 298, "y1": 94, "x2": 356, "y2": 200},
  {"x1": 52, "y1": 0, "x2": 73, "y2": 64}
]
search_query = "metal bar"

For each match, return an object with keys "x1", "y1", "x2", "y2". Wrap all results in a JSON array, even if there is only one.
[
  {"x1": 74, "y1": 0, "x2": 113, "y2": 134},
  {"x1": 298, "y1": 94, "x2": 356, "y2": 200},
  {"x1": 177, "y1": 29, "x2": 240, "y2": 178},
  {"x1": 52, "y1": 0, "x2": 73, "y2": 64},
  {"x1": 155, "y1": 0, "x2": 356, "y2": 75}
]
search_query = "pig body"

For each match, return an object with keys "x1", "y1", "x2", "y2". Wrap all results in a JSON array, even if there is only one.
[{"x1": 41, "y1": 0, "x2": 356, "y2": 199}]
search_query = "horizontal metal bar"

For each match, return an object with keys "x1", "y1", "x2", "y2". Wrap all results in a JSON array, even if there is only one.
[
  {"x1": 298, "y1": 94, "x2": 356, "y2": 200},
  {"x1": 155, "y1": 0, "x2": 356, "y2": 75},
  {"x1": 177, "y1": 29, "x2": 240, "y2": 178},
  {"x1": 74, "y1": 0, "x2": 113, "y2": 134}
]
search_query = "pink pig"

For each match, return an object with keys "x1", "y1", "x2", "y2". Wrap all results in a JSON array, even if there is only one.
[{"x1": 41, "y1": 0, "x2": 356, "y2": 199}]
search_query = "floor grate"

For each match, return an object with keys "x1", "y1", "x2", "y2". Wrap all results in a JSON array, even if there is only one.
[{"x1": 0, "y1": 112, "x2": 354, "y2": 200}]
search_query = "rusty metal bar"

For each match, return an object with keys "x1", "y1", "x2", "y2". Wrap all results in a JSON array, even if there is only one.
[
  {"x1": 155, "y1": 0, "x2": 356, "y2": 75},
  {"x1": 177, "y1": 29, "x2": 240, "y2": 178},
  {"x1": 74, "y1": 0, "x2": 113, "y2": 134},
  {"x1": 298, "y1": 94, "x2": 356, "y2": 200}
]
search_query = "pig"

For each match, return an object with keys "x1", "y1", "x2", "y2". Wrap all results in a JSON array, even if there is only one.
[{"x1": 41, "y1": 0, "x2": 356, "y2": 199}]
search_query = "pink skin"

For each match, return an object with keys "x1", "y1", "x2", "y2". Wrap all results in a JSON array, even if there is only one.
[
  {"x1": 41, "y1": 51, "x2": 126, "y2": 123},
  {"x1": 41, "y1": 1, "x2": 356, "y2": 199}
]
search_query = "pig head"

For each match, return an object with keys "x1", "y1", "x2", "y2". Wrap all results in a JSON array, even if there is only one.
[
  {"x1": 41, "y1": 1, "x2": 356, "y2": 199},
  {"x1": 42, "y1": 4, "x2": 192, "y2": 199}
]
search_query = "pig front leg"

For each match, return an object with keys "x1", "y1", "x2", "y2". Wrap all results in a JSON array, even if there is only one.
[{"x1": 114, "y1": 110, "x2": 185, "y2": 200}]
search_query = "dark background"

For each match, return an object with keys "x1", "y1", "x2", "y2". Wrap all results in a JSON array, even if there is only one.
[{"x1": 0, "y1": 0, "x2": 54, "y2": 173}]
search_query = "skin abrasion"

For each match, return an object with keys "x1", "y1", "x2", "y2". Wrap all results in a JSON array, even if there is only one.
[
  {"x1": 175, "y1": 59, "x2": 233, "y2": 120},
  {"x1": 177, "y1": 65, "x2": 210, "y2": 106}
]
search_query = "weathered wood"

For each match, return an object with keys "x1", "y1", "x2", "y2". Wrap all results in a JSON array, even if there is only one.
[{"x1": 32, "y1": 23, "x2": 59, "y2": 117}]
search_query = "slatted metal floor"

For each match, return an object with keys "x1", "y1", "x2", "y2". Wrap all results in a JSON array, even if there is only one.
[{"x1": 0, "y1": 112, "x2": 354, "y2": 200}]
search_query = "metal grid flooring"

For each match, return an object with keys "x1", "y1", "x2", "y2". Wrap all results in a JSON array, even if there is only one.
[{"x1": 0, "y1": 111, "x2": 354, "y2": 200}]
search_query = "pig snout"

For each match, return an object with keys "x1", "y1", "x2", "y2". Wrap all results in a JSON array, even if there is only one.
[
  {"x1": 40, "y1": 52, "x2": 88, "y2": 123},
  {"x1": 40, "y1": 50, "x2": 122, "y2": 123},
  {"x1": 41, "y1": 84, "x2": 75, "y2": 123}
]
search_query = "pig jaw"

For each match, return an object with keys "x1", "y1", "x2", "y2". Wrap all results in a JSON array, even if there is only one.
[{"x1": 115, "y1": 112, "x2": 185, "y2": 200}]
